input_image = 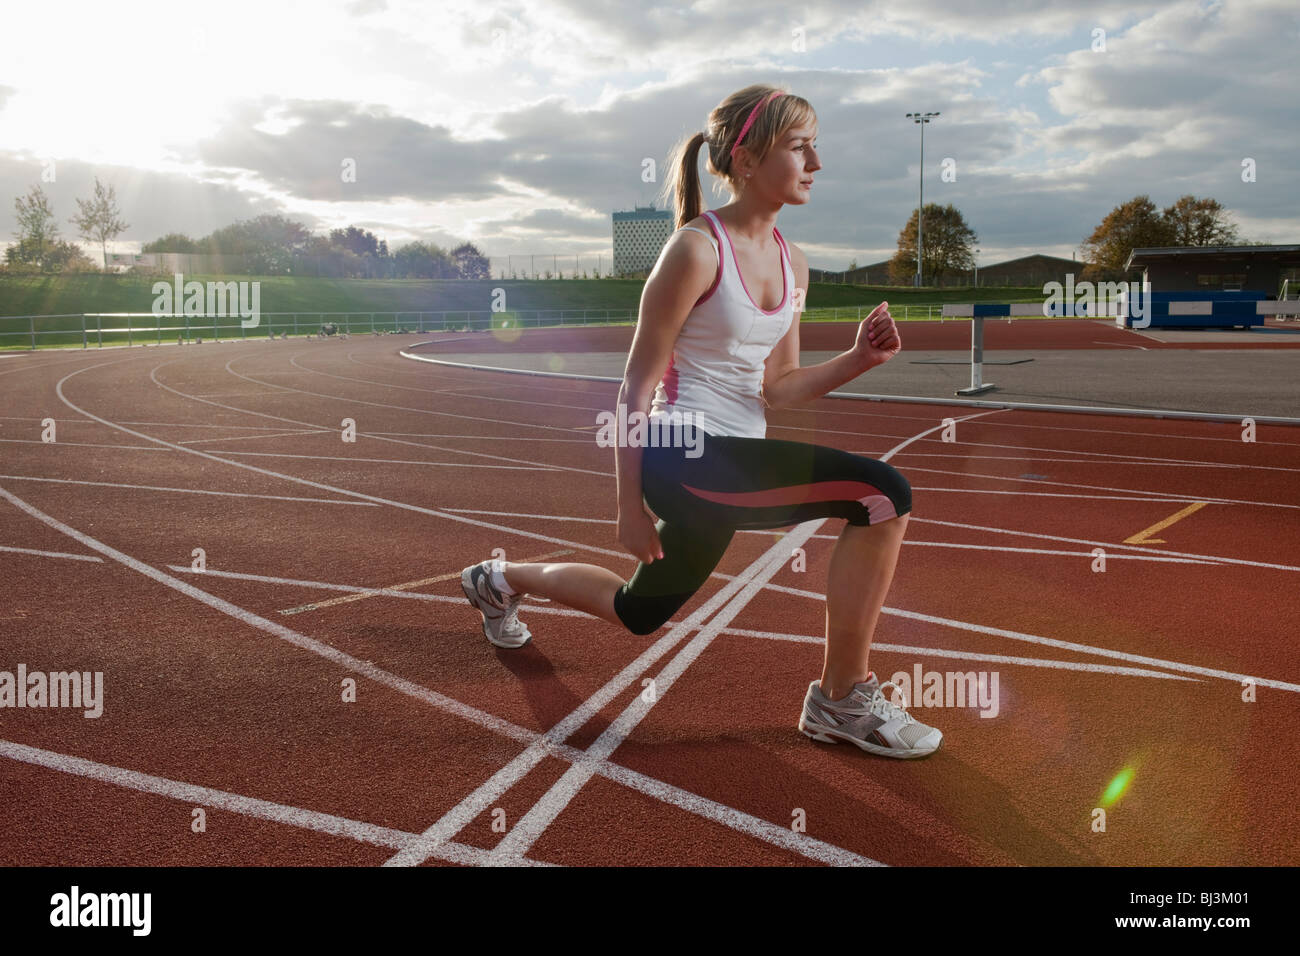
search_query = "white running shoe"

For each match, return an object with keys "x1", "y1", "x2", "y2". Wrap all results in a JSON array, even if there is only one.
[
  {"x1": 460, "y1": 560, "x2": 531, "y2": 649},
  {"x1": 798, "y1": 673, "x2": 942, "y2": 758}
]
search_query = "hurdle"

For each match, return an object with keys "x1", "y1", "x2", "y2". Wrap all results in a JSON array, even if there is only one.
[{"x1": 939, "y1": 302, "x2": 1097, "y2": 395}]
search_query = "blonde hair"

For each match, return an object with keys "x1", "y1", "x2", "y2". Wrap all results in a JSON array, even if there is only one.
[{"x1": 657, "y1": 83, "x2": 818, "y2": 230}]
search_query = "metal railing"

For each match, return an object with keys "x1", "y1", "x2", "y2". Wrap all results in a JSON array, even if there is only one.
[{"x1": 0, "y1": 304, "x2": 1023, "y2": 350}]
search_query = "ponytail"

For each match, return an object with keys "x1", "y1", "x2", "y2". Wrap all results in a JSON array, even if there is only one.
[{"x1": 660, "y1": 131, "x2": 708, "y2": 231}]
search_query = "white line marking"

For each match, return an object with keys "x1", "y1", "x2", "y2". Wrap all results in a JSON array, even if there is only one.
[
  {"x1": 910, "y1": 516, "x2": 1300, "y2": 573},
  {"x1": 179, "y1": 428, "x2": 330, "y2": 445},
  {"x1": 486, "y1": 528, "x2": 864, "y2": 864},
  {"x1": 163, "y1": 565, "x2": 599, "y2": 619},
  {"x1": 473, "y1": 411, "x2": 1007, "y2": 865},
  {"x1": 882, "y1": 451, "x2": 1300, "y2": 474},
  {"x1": 436, "y1": 508, "x2": 1224, "y2": 566},
  {"x1": 215, "y1": 450, "x2": 561, "y2": 472},
  {"x1": 175, "y1": 356, "x2": 612, "y2": 477},
  {"x1": 0, "y1": 738, "x2": 552, "y2": 866},
  {"x1": 0, "y1": 543, "x2": 104, "y2": 563},
  {"x1": 912, "y1": 486, "x2": 1247, "y2": 504},
  {"x1": 718, "y1": 627, "x2": 1200, "y2": 680},
  {"x1": 44, "y1": 361, "x2": 616, "y2": 559},
  {"x1": 271, "y1": 351, "x2": 592, "y2": 437},
  {"x1": 904, "y1": 466, "x2": 1300, "y2": 511},
  {"x1": 728, "y1": 576, "x2": 1300, "y2": 692},
  {"x1": 0, "y1": 438, "x2": 171, "y2": 452},
  {"x1": 36, "y1": 362, "x2": 891, "y2": 864},
  {"x1": 0, "y1": 473, "x2": 378, "y2": 506},
  {"x1": 380, "y1": 523, "x2": 874, "y2": 866}
]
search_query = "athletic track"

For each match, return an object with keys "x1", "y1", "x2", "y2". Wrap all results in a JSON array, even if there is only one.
[{"x1": 1, "y1": 324, "x2": 1298, "y2": 866}]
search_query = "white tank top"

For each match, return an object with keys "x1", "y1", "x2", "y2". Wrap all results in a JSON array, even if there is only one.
[{"x1": 648, "y1": 209, "x2": 796, "y2": 439}]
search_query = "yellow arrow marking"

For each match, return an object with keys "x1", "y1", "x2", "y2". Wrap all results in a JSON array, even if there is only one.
[{"x1": 1124, "y1": 501, "x2": 1209, "y2": 545}]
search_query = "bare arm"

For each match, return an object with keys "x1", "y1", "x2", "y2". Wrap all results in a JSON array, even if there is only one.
[{"x1": 762, "y1": 242, "x2": 900, "y2": 409}]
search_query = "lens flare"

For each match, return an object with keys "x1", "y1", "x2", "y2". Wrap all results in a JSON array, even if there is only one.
[
  {"x1": 1100, "y1": 767, "x2": 1135, "y2": 807},
  {"x1": 490, "y1": 313, "x2": 523, "y2": 344}
]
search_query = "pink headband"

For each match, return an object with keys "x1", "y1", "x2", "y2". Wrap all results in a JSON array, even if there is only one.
[{"x1": 729, "y1": 91, "x2": 785, "y2": 161}]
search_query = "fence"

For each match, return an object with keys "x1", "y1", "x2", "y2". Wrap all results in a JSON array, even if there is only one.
[{"x1": 0, "y1": 304, "x2": 980, "y2": 351}]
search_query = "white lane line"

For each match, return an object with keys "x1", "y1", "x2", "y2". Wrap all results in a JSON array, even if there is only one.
[
  {"x1": 260, "y1": 351, "x2": 594, "y2": 438},
  {"x1": 887, "y1": 539, "x2": 1220, "y2": 564},
  {"x1": 0, "y1": 438, "x2": 171, "y2": 452},
  {"x1": 216, "y1": 451, "x2": 561, "y2": 472},
  {"x1": 163, "y1": 565, "x2": 597, "y2": 619},
  {"x1": 910, "y1": 516, "x2": 1300, "y2": 574},
  {"x1": 0, "y1": 543, "x2": 104, "y2": 563},
  {"x1": 181, "y1": 356, "x2": 612, "y2": 477},
  {"x1": 151, "y1": 572, "x2": 931, "y2": 867},
  {"x1": 476, "y1": 410, "x2": 1008, "y2": 865},
  {"x1": 436, "y1": 508, "x2": 1224, "y2": 566},
  {"x1": 35, "y1": 366, "x2": 888, "y2": 865},
  {"x1": 121, "y1": 419, "x2": 342, "y2": 432},
  {"x1": 772, "y1": 420, "x2": 1300, "y2": 466},
  {"x1": 912, "y1": 486, "x2": 1251, "y2": 504},
  {"x1": 883, "y1": 452, "x2": 1300, "y2": 474},
  {"x1": 719, "y1": 628, "x2": 1200, "y2": 680},
  {"x1": 0, "y1": 473, "x2": 378, "y2": 506},
  {"x1": 487, "y1": 527, "x2": 869, "y2": 865},
  {"x1": 179, "y1": 428, "x2": 330, "y2": 445},
  {"x1": 933, "y1": 413, "x2": 1300, "y2": 446},
  {"x1": 48, "y1": 361, "x2": 617, "y2": 558},
  {"x1": 0, "y1": 739, "x2": 552, "y2": 866},
  {"x1": 904, "y1": 465, "x2": 1300, "y2": 511},
  {"x1": 734, "y1": 577, "x2": 1300, "y2": 693},
  {"x1": 366, "y1": 433, "x2": 593, "y2": 443},
  {"x1": 0, "y1": 482, "x2": 549, "y2": 744},
  {"x1": 0, "y1": 438, "x2": 562, "y2": 471},
  {"x1": 380, "y1": 522, "x2": 876, "y2": 866}
]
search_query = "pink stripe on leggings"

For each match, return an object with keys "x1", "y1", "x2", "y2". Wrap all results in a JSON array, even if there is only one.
[{"x1": 681, "y1": 480, "x2": 898, "y2": 522}]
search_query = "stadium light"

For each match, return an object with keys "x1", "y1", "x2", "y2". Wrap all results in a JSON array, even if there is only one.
[{"x1": 905, "y1": 111, "x2": 940, "y2": 288}]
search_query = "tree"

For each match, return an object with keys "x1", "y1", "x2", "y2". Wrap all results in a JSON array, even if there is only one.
[
  {"x1": 888, "y1": 202, "x2": 977, "y2": 285},
  {"x1": 70, "y1": 177, "x2": 128, "y2": 271},
  {"x1": 328, "y1": 225, "x2": 382, "y2": 257},
  {"x1": 451, "y1": 241, "x2": 490, "y2": 279},
  {"x1": 143, "y1": 233, "x2": 199, "y2": 253},
  {"x1": 393, "y1": 241, "x2": 455, "y2": 278},
  {"x1": 200, "y1": 214, "x2": 312, "y2": 274},
  {"x1": 4, "y1": 238, "x2": 95, "y2": 273},
  {"x1": 1161, "y1": 195, "x2": 1240, "y2": 246},
  {"x1": 12, "y1": 185, "x2": 60, "y2": 271},
  {"x1": 1081, "y1": 195, "x2": 1177, "y2": 272}
]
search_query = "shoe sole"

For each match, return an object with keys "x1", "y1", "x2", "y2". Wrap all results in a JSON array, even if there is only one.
[
  {"x1": 461, "y1": 568, "x2": 531, "y2": 649},
  {"x1": 797, "y1": 714, "x2": 941, "y2": 759}
]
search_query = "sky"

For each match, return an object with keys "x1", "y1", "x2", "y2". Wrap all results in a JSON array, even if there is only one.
[{"x1": 1, "y1": 0, "x2": 1296, "y2": 272}]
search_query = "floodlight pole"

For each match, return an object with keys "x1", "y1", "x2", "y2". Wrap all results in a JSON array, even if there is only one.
[{"x1": 906, "y1": 111, "x2": 940, "y2": 288}]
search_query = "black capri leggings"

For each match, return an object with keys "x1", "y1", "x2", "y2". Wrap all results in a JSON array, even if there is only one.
[{"x1": 612, "y1": 428, "x2": 912, "y2": 636}]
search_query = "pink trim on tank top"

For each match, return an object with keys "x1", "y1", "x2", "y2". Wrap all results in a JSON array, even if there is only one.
[
  {"x1": 693, "y1": 214, "x2": 723, "y2": 306},
  {"x1": 711, "y1": 211, "x2": 789, "y2": 314}
]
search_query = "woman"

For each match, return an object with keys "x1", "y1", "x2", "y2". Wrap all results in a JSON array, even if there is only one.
[{"x1": 462, "y1": 84, "x2": 941, "y2": 758}]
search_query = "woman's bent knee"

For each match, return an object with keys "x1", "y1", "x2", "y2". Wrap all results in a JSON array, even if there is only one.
[{"x1": 613, "y1": 585, "x2": 687, "y2": 636}]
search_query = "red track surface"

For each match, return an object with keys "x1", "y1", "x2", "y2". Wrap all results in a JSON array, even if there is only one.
[
  {"x1": 429, "y1": 319, "x2": 1300, "y2": 352},
  {"x1": 1, "y1": 329, "x2": 1298, "y2": 866}
]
